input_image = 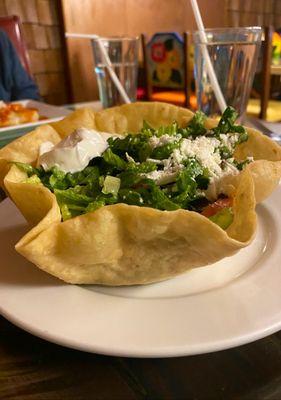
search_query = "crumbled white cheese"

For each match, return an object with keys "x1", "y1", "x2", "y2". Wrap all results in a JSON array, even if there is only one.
[
  {"x1": 204, "y1": 161, "x2": 240, "y2": 200},
  {"x1": 171, "y1": 136, "x2": 222, "y2": 176},
  {"x1": 148, "y1": 134, "x2": 181, "y2": 149},
  {"x1": 147, "y1": 158, "x2": 165, "y2": 165},
  {"x1": 144, "y1": 133, "x2": 241, "y2": 199},
  {"x1": 145, "y1": 170, "x2": 180, "y2": 185},
  {"x1": 219, "y1": 133, "x2": 239, "y2": 151},
  {"x1": 126, "y1": 152, "x2": 136, "y2": 163},
  {"x1": 38, "y1": 127, "x2": 118, "y2": 173}
]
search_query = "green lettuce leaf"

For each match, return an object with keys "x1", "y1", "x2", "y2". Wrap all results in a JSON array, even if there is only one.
[
  {"x1": 54, "y1": 188, "x2": 94, "y2": 206},
  {"x1": 118, "y1": 188, "x2": 144, "y2": 206},
  {"x1": 126, "y1": 161, "x2": 157, "y2": 173},
  {"x1": 13, "y1": 162, "x2": 37, "y2": 177},
  {"x1": 213, "y1": 106, "x2": 248, "y2": 143},
  {"x1": 183, "y1": 111, "x2": 207, "y2": 138},
  {"x1": 102, "y1": 148, "x2": 127, "y2": 170},
  {"x1": 151, "y1": 141, "x2": 181, "y2": 160}
]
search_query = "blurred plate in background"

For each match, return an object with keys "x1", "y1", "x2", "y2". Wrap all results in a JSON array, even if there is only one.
[{"x1": 0, "y1": 100, "x2": 71, "y2": 148}]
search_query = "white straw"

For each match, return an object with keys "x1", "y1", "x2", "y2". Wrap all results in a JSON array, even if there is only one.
[
  {"x1": 65, "y1": 32, "x2": 131, "y2": 104},
  {"x1": 189, "y1": 0, "x2": 227, "y2": 113}
]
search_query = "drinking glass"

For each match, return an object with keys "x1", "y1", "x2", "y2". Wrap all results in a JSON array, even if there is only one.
[
  {"x1": 193, "y1": 27, "x2": 262, "y2": 118},
  {"x1": 92, "y1": 37, "x2": 139, "y2": 108}
]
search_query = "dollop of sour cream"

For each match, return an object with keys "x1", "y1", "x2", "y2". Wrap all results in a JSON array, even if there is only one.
[{"x1": 38, "y1": 127, "x2": 117, "y2": 173}]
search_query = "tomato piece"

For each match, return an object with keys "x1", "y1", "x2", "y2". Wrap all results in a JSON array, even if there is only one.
[{"x1": 201, "y1": 197, "x2": 233, "y2": 217}]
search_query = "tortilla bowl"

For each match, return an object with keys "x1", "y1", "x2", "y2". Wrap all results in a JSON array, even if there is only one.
[{"x1": 0, "y1": 102, "x2": 281, "y2": 285}]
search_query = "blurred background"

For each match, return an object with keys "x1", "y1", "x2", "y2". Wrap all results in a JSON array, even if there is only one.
[{"x1": 0, "y1": 0, "x2": 280, "y2": 119}]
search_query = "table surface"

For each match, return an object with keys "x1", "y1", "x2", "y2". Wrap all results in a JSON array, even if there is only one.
[
  {"x1": 1, "y1": 107, "x2": 281, "y2": 400},
  {"x1": 1, "y1": 315, "x2": 281, "y2": 399}
]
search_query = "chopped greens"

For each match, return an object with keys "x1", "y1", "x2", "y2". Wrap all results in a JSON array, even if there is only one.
[
  {"x1": 25, "y1": 174, "x2": 41, "y2": 184},
  {"x1": 102, "y1": 176, "x2": 120, "y2": 196},
  {"x1": 103, "y1": 148, "x2": 127, "y2": 170},
  {"x1": 213, "y1": 106, "x2": 248, "y2": 144},
  {"x1": 15, "y1": 106, "x2": 251, "y2": 228},
  {"x1": 14, "y1": 161, "x2": 35, "y2": 175},
  {"x1": 151, "y1": 141, "x2": 181, "y2": 160},
  {"x1": 126, "y1": 160, "x2": 157, "y2": 173},
  {"x1": 184, "y1": 110, "x2": 207, "y2": 138}
]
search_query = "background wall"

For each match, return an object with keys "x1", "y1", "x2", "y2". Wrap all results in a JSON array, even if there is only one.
[
  {"x1": 226, "y1": 0, "x2": 281, "y2": 27},
  {"x1": 0, "y1": 0, "x2": 67, "y2": 104},
  {"x1": 2, "y1": 0, "x2": 278, "y2": 104},
  {"x1": 62, "y1": 0, "x2": 226, "y2": 102}
]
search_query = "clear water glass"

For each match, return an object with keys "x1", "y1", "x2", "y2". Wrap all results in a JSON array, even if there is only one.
[
  {"x1": 193, "y1": 27, "x2": 262, "y2": 118},
  {"x1": 92, "y1": 37, "x2": 139, "y2": 108}
]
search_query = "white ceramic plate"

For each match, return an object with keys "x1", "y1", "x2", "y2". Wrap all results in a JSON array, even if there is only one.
[
  {"x1": 0, "y1": 100, "x2": 71, "y2": 133},
  {"x1": 0, "y1": 187, "x2": 281, "y2": 358}
]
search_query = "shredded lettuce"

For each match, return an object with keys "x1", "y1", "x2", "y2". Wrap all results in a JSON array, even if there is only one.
[
  {"x1": 151, "y1": 141, "x2": 181, "y2": 160},
  {"x1": 184, "y1": 110, "x2": 207, "y2": 138},
  {"x1": 102, "y1": 176, "x2": 120, "y2": 196},
  {"x1": 126, "y1": 161, "x2": 157, "y2": 173},
  {"x1": 103, "y1": 148, "x2": 127, "y2": 170},
  {"x1": 25, "y1": 175, "x2": 41, "y2": 184},
  {"x1": 214, "y1": 106, "x2": 248, "y2": 143}
]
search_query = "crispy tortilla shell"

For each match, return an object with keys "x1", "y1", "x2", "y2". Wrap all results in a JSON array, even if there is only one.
[
  {"x1": 0, "y1": 102, "x2": 280, "y2": 285},
  {"x1": 0, "y1": 124, "x2": 61, "y2": 189},
  {"x1": 4, "y1": 164, "x2": 61, "y2": 226},
  {"x1": 93, "y1": 101, "x2": 194, "y2": 133},
  {"x1": 234, "y1": 127, "x2": 281, "y2": 202},
  {"x1": 10, "y1": 166, "x2": 256, "y2": 285}
]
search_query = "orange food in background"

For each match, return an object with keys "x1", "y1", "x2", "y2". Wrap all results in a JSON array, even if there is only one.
[{"x1": 0, "y1": 103, "x2": 39, "y2": 128}]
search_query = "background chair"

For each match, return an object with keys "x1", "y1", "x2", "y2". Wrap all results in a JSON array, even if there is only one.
[
  {"x1": 0, "y1": 15, "x2": 31, "y2": 75},
  {"x1": 259, "y1": 26, "x2": 279, "y2": 121},
  {"x1": 247, "y1": 26, "x2": 281, "y2": 121},
  {"x1": 141, "y1": 32, "x2": 194, "y2": 109}
]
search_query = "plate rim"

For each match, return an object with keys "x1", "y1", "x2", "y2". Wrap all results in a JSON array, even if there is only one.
[{"x1": 1, "y1": 303, "x2": 281, "y2": 358}]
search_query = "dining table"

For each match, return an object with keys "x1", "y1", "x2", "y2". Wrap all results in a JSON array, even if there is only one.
[
  {"x1": 1, "y1": 315, "x2": 281, "y2": 399},
  {"x1": 1, "y1": 102, "x2": 281, "y2": 400}
]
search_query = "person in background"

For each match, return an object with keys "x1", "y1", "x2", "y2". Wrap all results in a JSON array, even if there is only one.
[{"x1": 0, "y1": 29, "x2": 40, "y2": 101}]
